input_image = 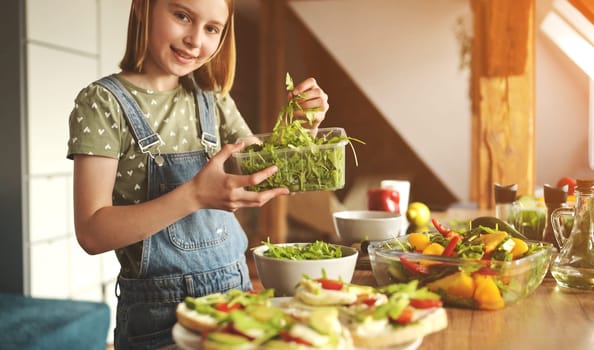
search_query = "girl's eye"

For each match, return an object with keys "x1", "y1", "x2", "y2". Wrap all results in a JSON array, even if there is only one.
[
  {"x1": 174, "y1": 12, "x2": 190, "y2": 22},
  {"x1": 206, "y1": 25, "x2": 221, "y2": 34}
]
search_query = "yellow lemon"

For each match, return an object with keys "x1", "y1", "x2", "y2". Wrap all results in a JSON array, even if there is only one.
[{"x1": 406, "y1": 202, "x2": 431, "y2": 228}]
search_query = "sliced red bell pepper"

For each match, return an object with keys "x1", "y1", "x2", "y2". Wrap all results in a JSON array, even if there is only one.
[
  {"x1": 410, "y1": 298, "x2": 444, "y2": 309},
  {"x1": 442, "y1": 235, "x2": 460, "y2": 257},
  {"x1": 316, "y1": 278, "x2": 343, "y2": 290},
  {"x1": 431, "y1": 218, "x2": 452, "y2": 237},
  {"x1": 474, "y1": 266, "x2": 497, "y2": 276},
  {"x1": 399, "y1": 256, "x2": 429, "y2": 274}
]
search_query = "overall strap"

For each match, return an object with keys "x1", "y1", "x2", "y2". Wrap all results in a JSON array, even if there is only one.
[
  {"x1": 95, "y1": 75, "x2": 163, "y2": 156},
  {"x1": 195, "y1": 89, "x2": 219, "y2": 158}
]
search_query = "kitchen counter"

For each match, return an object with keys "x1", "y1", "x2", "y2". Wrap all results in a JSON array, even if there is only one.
[{"x1": 352, "y1": 270, "x2": 594, "y2": 350}]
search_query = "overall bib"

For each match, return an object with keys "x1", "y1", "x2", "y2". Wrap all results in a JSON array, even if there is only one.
[{"x1": 95, "y1": 76, "x2": 252, "y2": 349}]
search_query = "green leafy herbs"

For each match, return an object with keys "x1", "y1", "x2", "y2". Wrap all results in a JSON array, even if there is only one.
[
  {"x1": 236, "y1": 73, "x2": 364, "y2": 192},
  {"x1": 261, "y1": 239, "x2": 343, "y2": 260}
]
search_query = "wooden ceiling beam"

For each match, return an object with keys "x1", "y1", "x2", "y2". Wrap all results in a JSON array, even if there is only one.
[
  {"x1": 470, "y1": 0, "x2": 536, "y2": 208},
  {"x1": 569, "y1": 0, "x2": 594, "y2": 25}
]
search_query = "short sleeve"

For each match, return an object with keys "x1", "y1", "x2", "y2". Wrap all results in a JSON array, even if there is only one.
[
  {"x1": 215, "y1": 92, "x2": 253, "y2": 144},
  {"x1": 67, "y1": 83, "x2": 124, "y2": 160}
]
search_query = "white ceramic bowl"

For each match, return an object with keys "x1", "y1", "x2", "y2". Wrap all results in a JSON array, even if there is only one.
[
  {"x1": 252, "y1": 243, "x2": 358, "y2": 297},
  {"x1": 332, "y1": 210, "x2": 403, "y2": 245}
]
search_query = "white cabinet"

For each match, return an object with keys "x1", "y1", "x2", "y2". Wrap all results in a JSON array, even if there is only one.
[
  {"x1": 29, "y1": 176, "x2": 70, "y2": 243},
  {"x1": 27, "y1": 44, "x2": 97, "y2": 175},
  {"x1": 26, "y1": 0, "x2": 130, "y2": 344}
]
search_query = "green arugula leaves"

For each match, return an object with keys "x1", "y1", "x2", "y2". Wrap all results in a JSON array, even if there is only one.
[{"x1": 234, "y1": 73, "x2": 361, "y2": 192}]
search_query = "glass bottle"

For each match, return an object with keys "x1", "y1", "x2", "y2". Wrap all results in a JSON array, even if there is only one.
[
  {"x1": 543, "y1": 184, "x2": 568, "y2": 249},
  {"x1": 550, "y1": 179, "x2": 594, "y2": 290},
  {"x1": 493, "y1": 183, "x2": 517, "y2": 224}
]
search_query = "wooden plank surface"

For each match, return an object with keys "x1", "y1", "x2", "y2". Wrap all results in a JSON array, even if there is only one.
[{"x1": 352, "y1": 271, "x2": 594, "y2": 350}]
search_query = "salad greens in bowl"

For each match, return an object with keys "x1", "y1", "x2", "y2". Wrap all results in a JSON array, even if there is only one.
[
  {"x1": 252, "y1": 240, "x2": 358, "y2": 297},
  {"x1": 368, "y1": 218, "x2": 553, "y2": 310}
]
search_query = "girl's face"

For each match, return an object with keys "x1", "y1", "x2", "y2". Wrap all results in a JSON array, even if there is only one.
[{"x1": 143, "y1": 0, "x2": 229, "y2": 80}]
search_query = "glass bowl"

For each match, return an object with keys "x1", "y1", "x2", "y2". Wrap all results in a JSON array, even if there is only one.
[{"x1": 368, "y1": 236, "x2": 553, "y2": 310}]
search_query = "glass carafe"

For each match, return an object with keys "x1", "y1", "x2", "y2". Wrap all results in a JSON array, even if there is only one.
[{"x1": 550, "y1": 179, "x2": 594, "y2": 290}]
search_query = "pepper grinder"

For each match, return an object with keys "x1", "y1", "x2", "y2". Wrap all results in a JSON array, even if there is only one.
[
  {"x1": 494, "y1": 183, "x2": 518, "y2": 224},
  {"x1": 543, "y1": 184, "x2": 568, "y2": 249}
]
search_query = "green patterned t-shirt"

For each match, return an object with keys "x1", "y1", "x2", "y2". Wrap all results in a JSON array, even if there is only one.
[{"x1": 67, "y1": 75, "x2": 252, "y2": 205}]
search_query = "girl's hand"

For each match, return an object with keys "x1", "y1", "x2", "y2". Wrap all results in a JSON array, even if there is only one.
[
  {"x1": 188, "y1": 143, "x2": 289, "y2": 211},
  {"x1": 289, "y1": 77, "x2": 329, "y2": 132}
]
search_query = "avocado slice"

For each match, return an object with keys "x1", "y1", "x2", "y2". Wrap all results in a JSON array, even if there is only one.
[
  {"x1": 207, "y1": 332, "x2": 251, "y2": 345},
  {"x1": 308, "y1": 307, "x2": 338, "y2": 335},
  {"x1": 229, "y1": 310, "x2": 279, "y2": 344}
]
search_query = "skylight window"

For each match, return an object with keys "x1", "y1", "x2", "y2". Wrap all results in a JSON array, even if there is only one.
[
  {"x1": 541, "y1": 0, "x2": 594, "y2": 78},
  {"x1": 541, "y1": 0, "x2": 594, "y2": 169}
]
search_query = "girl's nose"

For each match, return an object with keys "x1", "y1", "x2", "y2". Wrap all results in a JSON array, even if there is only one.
[{"x1": 183, "y1": 29, "x2": 202, "y2": 49}]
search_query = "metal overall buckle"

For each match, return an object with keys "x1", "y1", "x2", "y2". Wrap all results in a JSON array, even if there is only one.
[
  {"x1": 201, "y1": 132, "x2": 219, "y2": 159},
  {"x1": 138, "y1": 134, "x2": 165, "y2": 167}
]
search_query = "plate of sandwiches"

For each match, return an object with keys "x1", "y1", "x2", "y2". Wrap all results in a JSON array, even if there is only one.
[{"x1": 173, "y1": 275, "x2": 448, "y2": 349}]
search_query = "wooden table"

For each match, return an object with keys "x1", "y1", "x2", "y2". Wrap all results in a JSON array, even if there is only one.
[{"x1": 352, "y1": 270, "x2": 594, "y2": 350}]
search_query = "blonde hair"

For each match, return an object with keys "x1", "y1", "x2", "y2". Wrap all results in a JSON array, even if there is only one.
[{"x1": 119, "y1": 0, "x2": 236, "y2": 94}]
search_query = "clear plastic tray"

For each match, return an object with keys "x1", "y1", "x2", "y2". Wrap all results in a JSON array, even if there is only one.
[{"x1": 231, "y1": 127, "x2": 348, "y2": 192}]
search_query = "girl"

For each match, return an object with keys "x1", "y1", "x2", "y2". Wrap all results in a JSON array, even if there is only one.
[{"x1": 67, "y1": 0, "x2": 329, "y2": 348}]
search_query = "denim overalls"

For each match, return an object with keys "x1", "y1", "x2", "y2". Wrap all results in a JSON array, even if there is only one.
[{"x1": 95, "y1": 76, "x2": 252, "y2": 349}]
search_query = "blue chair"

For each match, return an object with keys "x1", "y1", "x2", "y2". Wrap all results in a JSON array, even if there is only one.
[{"x1": 0, "y1": 293, "x2": 110, "y2": 350}]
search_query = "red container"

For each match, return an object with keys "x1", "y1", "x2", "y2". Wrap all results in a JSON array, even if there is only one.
[{"x1": 367, "y1": 188, "x2": 400, "y2": 213}]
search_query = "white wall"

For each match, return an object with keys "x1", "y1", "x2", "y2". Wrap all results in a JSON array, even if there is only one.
[
  {"x1": 26, "y1": 0, "x2": 129, "y2": 343},
  {"x1": 290, "y1": 0, "x2": 594, "y2": 200},
  {"x1": 536, "y1": 33, "x2": 593, "y2": 186}
]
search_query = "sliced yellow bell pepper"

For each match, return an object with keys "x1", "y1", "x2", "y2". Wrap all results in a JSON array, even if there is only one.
[
  {"x1": 477, "y1": 231, "x2": 508, "y2": 254},
  {"x1": 510, "y1": 238, "x2": 529, "y2": 259},
  {"x1": 426, "y1": 271, "x2": 476, "y2": 299},
  {"x1": 473, "y1": 274, "x2": 505, "y2": 310},
  {"x1": 407, "y1": 233, "x2": 431, "y2": 251},
  {"x1": 422, "y1": 242, "x2": 445, "y2": 256}
]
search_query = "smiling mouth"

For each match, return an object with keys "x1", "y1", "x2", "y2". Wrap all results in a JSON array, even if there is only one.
[{"x1": 172, "y1": 47, "x2": 197, "y2": 60}]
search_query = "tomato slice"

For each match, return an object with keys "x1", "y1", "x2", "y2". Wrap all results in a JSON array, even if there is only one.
[
  {"x1": 391, "y1": 307, "x2": 414, "y2": 324},
  {"x1": 214, "y1": 302, "x2": 242, "y2": 312},
  {"x1": 556, "y1": 177, "x2": 576, "y2": 196},
  {"x1": 280, "y1": 330, "x2": 313, "y2": 346},
  {"x1": 316, "y1": 278, "x2": 343, "y2": 290},
  {"x1": 409, "y1": 299, "x2": 443, "y2": 309},
  {"x1": 361, "y1": 297, "x2": 379, "y2": 307}
]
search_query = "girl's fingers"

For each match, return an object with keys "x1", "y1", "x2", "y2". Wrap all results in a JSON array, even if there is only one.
[
  {"x1": 291, "y1": 77, "x2": 319, "y2": 95},
  {"x1": 246, "y1": 165, "x2": 279, "y2": 186},
  {"x1": 234, "y1": 187, "x2": 290, "y2": 208},
  {"x1": 213, "y1": 142, "x2": 244, "y2": 163}
]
